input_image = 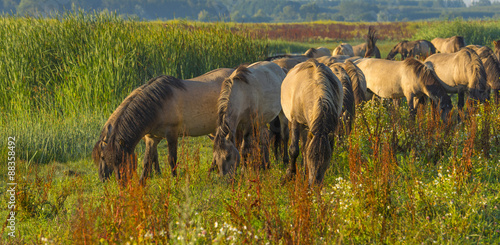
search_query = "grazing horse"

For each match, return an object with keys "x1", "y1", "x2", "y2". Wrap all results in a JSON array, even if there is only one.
[
  {"x1": 354, "y1": 58, "x2": 453, "y2": 121},
  {"x1": 328, "y1": 63, "x2": 356, "y2": 137},
  {"x1": 467, "y1": 45, "x2": 500, "y2": 102},
  {"x1": 386, "y1": 40, "x2": 436, "y2": 60},
  {"x1": 424, "y1": 47, "x2": 489, "y2": 109},
  {"x1": 92, "y1": 68, "x2": 234, "y2": 184},
  {"x1": 212, "y1": 61, "x2": 286, "y2": 177},
  {"x1": 332, "y1": 27, "x2": 381, "y2": 58},
  {"x1": 431, "y1": 36, "x2": 466, "y2": 53},
  {"x1": 281, "y1": 59, "x2": 343, "y2": 186},
  {"x1": 305, "y1": 47, "x2": 331, "y2": 58}
]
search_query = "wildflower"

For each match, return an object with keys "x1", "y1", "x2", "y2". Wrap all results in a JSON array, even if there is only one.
[{"x1": 215, "y1": 221, "x2": 218, "y2": 228}]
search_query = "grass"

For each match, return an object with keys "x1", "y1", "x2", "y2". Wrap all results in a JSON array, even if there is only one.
[{"x1": 1, "y1": 13, "x2": 500, "y2": 244}]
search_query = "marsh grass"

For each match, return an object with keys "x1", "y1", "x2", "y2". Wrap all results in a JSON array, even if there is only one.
[{"x1": 2, "y1": 16, "x2": 500, "y2": 244}]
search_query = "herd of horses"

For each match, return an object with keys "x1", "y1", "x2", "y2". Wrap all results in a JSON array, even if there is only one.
[{"x1": 92, "y1": 27, "x2": 500, "y2": 187}]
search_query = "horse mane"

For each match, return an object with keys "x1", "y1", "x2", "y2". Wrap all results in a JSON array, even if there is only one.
[
  {"x1": 112, "y1": 75, "x2": 185, "y2": 149},
  {"x1": 454, "y1": 36, "x2": 466, "y2": 51},
  {"x1": 477, "y1": 46, "x2": 500, "y2": 90},
  {"x1": 216, "y1": 65, "x2": 250, "y2": 139},
  {"x1": 403, "y1": 58, "x2": 448, "y2": 102},
  {"x1": 364, "y1": 26, "x2": 378, "y2": 58},
  {"x1": 460, "y1": 47, "x2": 488, "y2": 93},
  {"x1": 343, "y1": 60, "x2": 366, "y2": 105},
  {"x1": 420, "y1": 40, "x2": 436, "y2": 54},
  {"x1": 305, "y1": 48, "x2": 317, "y2": 58},
  {"x1": 329, "y1": 64, "x2": 355, "y2": 136}
]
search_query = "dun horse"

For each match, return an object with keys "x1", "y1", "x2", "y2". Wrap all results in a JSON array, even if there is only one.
[
  {"x1": 386, "y1": 40, "x2": 436, "y2": 60},
  {"x1": 281, "y1": 59, "x2": 343, "y2": 186},
  {"x1": 467, "y1": 45, "x2": 500, "y2": 103},
  {"x1": 92, "y1": 68, "x2": 234, "y2": 184},
  {"x1": 354, "y1": 57, "x2": 453, "y2": 121},
  {"x1": 424, "y1": 47, "x2": 488, "y2": 109},
  {"x1": 431, "y1": 36, "x2": 466, "y2": 53},
  {"x1": 305, "y1": 47, "x2": 331, "y2": 58},
  {"x1": 212, "y1": 61, "x2": 286, "y2": 177}
]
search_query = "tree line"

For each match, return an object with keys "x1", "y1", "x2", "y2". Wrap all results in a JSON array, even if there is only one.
[{"x1": 2, "y1": 0, "x2": 500, "y2": 22}]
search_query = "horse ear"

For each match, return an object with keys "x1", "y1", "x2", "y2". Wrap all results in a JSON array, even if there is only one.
[
  {"x1": 104, "y1": 124, "x2": 113, "y2": 142},
  {"x1": 208, "y1": 134, "x2": 215, "y2": 141}
]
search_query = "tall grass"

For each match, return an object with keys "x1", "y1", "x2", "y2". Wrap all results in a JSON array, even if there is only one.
[
  {"x1": 0, "y1": 11, "x2": 269, "y2": 162},
  {"x1": 413, "y1": 18, "x2": 500, "y2": 46}
]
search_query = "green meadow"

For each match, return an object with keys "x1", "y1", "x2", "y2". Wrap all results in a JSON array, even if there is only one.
[{"x1": 1, "y1": 13, "x2": 500, "y2": 244}]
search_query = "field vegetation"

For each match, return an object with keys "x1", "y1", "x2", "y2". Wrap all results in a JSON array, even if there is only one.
[{"x1": 1, "y1": 13, "x2": 500, "y2": 244}]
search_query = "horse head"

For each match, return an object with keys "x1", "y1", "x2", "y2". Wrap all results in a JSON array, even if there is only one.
[{"x1": 212, "y1": 127, "x2": 240, "y2": 178}]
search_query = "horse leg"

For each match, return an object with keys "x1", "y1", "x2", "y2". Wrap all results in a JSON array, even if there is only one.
[
  {"x1": 269, "y1": 116, "x2": 281, "y2": 162},
  {"x1": 140, "y1": 136, "x2": 161, "y2": 184},
  {"x1": 259, "y1": 126, "x2": 271, "y2": 170},
  {"x1": 166, "y1": 133, "x2": 179, "y2": 176},
  {"x1": 494, "y1": 89, "x2": 500, "y2": 104},
  {"x1": 407, "y1": 95, "x2": 416, "y2": 120},
  {"x1": 458, "y1": 91, "x2": 465, "y2": 110},
  {"x1": 284, "y1": 120, "x2": 300, "y2": 183},
  {"x1": 279, "y1": 112, "x2": 290, "y2": 166}
]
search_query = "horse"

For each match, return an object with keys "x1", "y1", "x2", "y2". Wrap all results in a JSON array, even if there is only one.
[
  {"x1": 386, "y1": 40, "x2": 436, "y2": 60},
  {"x1": 328, "y1": 63, "x2": 356, "y2": 137},
  {"x1": 332, "y1": 27, "x2": 381, "y2": 58},
  {"x1": 424, "y1": 47, "x2": 489, "y2": 109},
  {"x1": 431, "y1": 36, "x2": 466, "y2": 53},
  {"x1": 92, "y1": 68, "x2": 235, "y2": 184},
  {"x1": 212, "y1": 61, "x2": 286, "y2": 177},
  {"x1": 354, "y1": 57, "x2": 453, "y2": 121},
  {"x1": 467, "y1": 45, "x2": 500, "y2": 103},
  {"x1": 281, "y1": 59, "x2": 343, "y2": 186},
  {"x1": 304, "y1": 47, "x2": 331, "y2": 58}
]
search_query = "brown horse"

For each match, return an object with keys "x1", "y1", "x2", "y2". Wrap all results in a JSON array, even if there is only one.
[
  {"x1": 281, "y1": 59, "x2": 343, "y2": 186},
  {"x1": 354, "y1": 57, "x2": 453, "y2": 121},
  {"x1": 467, "y1": 45, "x2": 500, "y2": 102},
  {"x1": 92, "y1": 68, "x2": 235, "y2": 184},
  {"x1": 328, "y1": 63, "x2": 356, "y2": 137},
  {"x1": 424, "y1": 47, "x2": 489, "y2": 109},
  {"x1": 212, "y1": 61, "x2": 286, "y2": 177},
  {"x1": 431, "y1": 36, "x2": 466, "y2": 53},
  {"x1": 386, "y1": 40, "x2": 436, "y2": 60}
]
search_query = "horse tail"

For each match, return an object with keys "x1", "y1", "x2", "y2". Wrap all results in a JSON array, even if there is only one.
[
  {"x1": 364, "y1": 26, "x2": 378, "y2": 58},
  {"x1": 343, "y1": 60, "x2": 367, "y2": 105}
]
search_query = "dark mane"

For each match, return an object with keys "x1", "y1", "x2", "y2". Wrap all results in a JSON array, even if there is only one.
[
  {"x1": 305, "y1": 48, "x2": 317, "y2": 58},
  {"x1": 343, "y1": 60, "x2": 366, "y2": 104},
  {"x1": 216, "y1": 65, "x2": 250, "y2": 138},
  {"x1": 329, "y1": 64, "x2": 355, "y2": 136},
  {"x1": 462, "y1": 47, "x2": 488, "y2": 93},
  {"x1": 477, "y1": 46, "x2": 500, "y2": 90},
  {"x1": 454, "y1": 36, "x2": 466, "y2": 50},
  {"x1": 109, "y1": 75, "x2": 186, "y2": 151},
  {"x1": 420, "y1": 40, "x2": 436, "y2": 54}
]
